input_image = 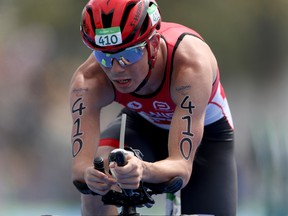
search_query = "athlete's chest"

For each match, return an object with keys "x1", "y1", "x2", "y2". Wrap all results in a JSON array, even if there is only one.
[{"x1": 116, "y1": 88, "x2": 176, "y2": 129}]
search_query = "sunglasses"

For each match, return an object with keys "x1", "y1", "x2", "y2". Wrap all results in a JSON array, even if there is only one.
[{"x1": 93, "y1": 42, "x2": 147, "y2": 68}]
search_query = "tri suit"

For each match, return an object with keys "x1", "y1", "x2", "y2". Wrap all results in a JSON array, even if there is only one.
[{"x1": 97, "y1": 22, "x2": 237, "y2": 215}]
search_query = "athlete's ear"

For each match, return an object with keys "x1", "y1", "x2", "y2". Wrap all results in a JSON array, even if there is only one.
[{"x1": 149, "y1": 33, "x2": 160, "y2": 57}]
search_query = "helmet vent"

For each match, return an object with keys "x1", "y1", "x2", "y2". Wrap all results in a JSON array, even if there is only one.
[
  {"x1": 120, "y1": 3, "x2": 137, "y2": 44},
  {"x1": 120, "y1": 3, "x2": 136, "y2": 30},
  {"x1": 101, "y1": 11, "x2": 114, "y2": 28},
  {"x1": 139, "y1": 15, "x2": 149, "y2": 36},
  {"x1": 86, "y1": 6, "x2": 96, "y2": 32}
]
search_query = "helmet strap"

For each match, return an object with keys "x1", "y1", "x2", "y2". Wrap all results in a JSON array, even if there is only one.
[{"x1": 133, "y1": 40, "x2": 157, "y2": 93}]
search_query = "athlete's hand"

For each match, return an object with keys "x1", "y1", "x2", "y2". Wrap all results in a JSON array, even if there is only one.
[
  {"x1": 84, "y1": 166, "x2": 117, "y2": 195},
  {"x1": 109, "y1": 154, "x2": 144, "y2": 189}
]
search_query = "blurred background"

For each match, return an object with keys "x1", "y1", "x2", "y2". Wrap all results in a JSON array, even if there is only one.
[{"x1": 0, "y1": 0, "x2": 287, "y2": 215}]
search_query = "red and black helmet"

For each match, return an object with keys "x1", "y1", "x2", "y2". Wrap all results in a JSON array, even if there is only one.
[{"x1": 80, "y1": 0, "x2": 161, "y2": 51}]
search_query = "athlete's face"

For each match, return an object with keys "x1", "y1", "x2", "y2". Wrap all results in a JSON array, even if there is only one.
[{"x1": 100, "y1": 49, "x2": 149, "y2": 93}]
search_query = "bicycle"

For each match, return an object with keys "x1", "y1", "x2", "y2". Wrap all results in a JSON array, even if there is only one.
[{"x1": 73, "y1": 147, "x2": 183, "y2": 216}]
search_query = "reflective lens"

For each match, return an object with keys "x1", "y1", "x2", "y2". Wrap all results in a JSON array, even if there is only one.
[{"x1": 94, "y1": 43, "x2": 146, "y2": 68}]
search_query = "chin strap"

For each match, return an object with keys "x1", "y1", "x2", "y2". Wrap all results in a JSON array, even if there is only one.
[
  {"x1": 133, "y1": 40, "x2": 157, "y2": 93},
  {"x1": 133, "y1": 68, "x2": 152, "y2": 93}
]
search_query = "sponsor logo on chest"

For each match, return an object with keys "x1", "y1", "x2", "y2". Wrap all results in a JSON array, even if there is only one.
[{"x1": 127, "y1": 100, "x2": 174, "y2": 123}]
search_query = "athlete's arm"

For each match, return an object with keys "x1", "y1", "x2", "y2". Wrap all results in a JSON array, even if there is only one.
[
  {"x1": 69, "y1": 53, "x2": 115, "y2": 189},
  {"x1": 140, "y1": 35, "x2": 217, "y2": 187}
]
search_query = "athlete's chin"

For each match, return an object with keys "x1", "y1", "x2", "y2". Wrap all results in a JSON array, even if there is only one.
[
  {"x1": 116, "y1": 88, "x2": 132, "y2": 94},
  {"x1": 114, "y1": 84, "x2": 136, "y2": 94}
]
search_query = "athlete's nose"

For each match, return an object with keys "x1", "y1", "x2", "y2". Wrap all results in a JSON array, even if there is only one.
[{"x1": 110, "y1": 59, "x2": 125, "y2": 74}]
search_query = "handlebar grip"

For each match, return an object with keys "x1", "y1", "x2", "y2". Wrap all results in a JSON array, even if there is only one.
[
  {"x1": 94, "y1": 156, "x2": 105, "y2": 173},
  {"x1": 109, "y1": 149, "x2": 133, "y2": 196},
  {"x1": 73, "y1": 157, "x2": 106, "y2": 196},
  {"x1": 109, "y1": 150, "x2": 128, "y2": 166}
]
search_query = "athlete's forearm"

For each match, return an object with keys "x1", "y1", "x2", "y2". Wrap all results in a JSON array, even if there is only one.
[
  {"x1": 141, "y1": 158, "x2": 192, "y2": 187},
  {"x1": 72, "y1": 156, "x2": 94, "y2": 182}
]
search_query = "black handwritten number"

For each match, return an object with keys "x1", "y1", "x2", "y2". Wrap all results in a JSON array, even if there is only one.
[
  {"x1": 72, "y1": 97, "x2": 86, "y2": 157},
  {"x1": 182, "y1": 116, "x2": 194, "y2": 137},
  {"x1": 180, "y1": 138, "x2": 192, "y2": 160},
  {"x1": 72, "y1": 119, "x2": 84, "y2": 157},
  {"x1": 180, "y1": 118, "x2": 194, "y2": 160},
  {"x1": 73, "y1": 118, "x2": 83, "y2": 137},
  {"x1": 180, "y1": 95, "x2": 195, "y2": 114},
  {"x1": 180, "y1": 95, "x2": 195, "y2": 160},
  {"x1": 73, "y1": 138, "x2": 83, "y2": 157},
  {"x1": 72, "y1": 98, "x2": 86, "y2": 115}
]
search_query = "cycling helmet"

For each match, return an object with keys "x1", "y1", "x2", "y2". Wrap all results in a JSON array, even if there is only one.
[{"x1": 80, "y1": 0, "x2": 161, "y2": 51}]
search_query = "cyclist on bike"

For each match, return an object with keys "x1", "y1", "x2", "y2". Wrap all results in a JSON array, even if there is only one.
[{"x1": 70, "y1": 0, "x2": 237, "y2": 215}]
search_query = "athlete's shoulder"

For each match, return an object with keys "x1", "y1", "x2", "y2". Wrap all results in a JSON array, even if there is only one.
[
  {"x1": 159, "y1": 22, "x2": 191, "y2": 31},
  {"x1": 159, "y1": 22, "x2": 203, "y2": 40},
  {"x1": 170, "y1": 29, "x2": 216, "y2": 94},
  {"x1": 70, "y1": 53, "x2": 114, "y2": 106},
  {"x1": 71, "y1": 54, "x2": 107, "y2": 86}
]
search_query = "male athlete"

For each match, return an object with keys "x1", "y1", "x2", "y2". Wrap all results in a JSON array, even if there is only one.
[{"x1": 69, "y1": 0, "x2": 237, "y2": 215}]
